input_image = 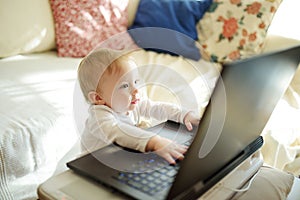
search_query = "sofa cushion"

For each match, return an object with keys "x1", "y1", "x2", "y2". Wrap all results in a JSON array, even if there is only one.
[
  {"x1": 197, "y1": 0, "x2": 283, "y2": 63},
  {"x1": 128, "y1": 0, "x2": 212, "y2": 61},
  {"x1": 0, "y1": 0, "x2": 55, "y2": 58},
  {"x1": 232, "y1": 166, "x2": 294, "y2": 200},
  {"x1": 49, "y1": 0, "x2": 137, "y2": 57}
]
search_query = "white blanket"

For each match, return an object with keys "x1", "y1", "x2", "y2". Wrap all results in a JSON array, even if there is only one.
[{"x1": 0, "y1": 52, "x2": 81, "y2": 199}]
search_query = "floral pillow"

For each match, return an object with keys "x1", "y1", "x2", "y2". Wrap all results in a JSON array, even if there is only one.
[
  {"x1": 49, "y1": 0, "x2": 137, "y2": 57},
  {"x1": 197, "y1": 0, "x2": 282, "y2": 63}
]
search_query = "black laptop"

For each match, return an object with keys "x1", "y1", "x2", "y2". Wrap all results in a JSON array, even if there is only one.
[{"x1": 67, "y1": 45, "x2": 300, "y2": 200}]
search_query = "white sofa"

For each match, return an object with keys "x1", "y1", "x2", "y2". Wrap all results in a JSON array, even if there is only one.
[{"x1": 1, "y1": 0, "x2": 300, "y2": 199}]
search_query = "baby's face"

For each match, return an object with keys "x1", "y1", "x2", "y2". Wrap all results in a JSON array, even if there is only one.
[{"x1": 99, "y1": 59, "x2": 141, "y2": 113}]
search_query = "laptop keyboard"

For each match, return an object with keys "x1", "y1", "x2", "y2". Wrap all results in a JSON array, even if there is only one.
[
  {"x1": 112, "y1": 135, "x2": 192, "y2": 196},
  {"x1": 113, "y1": 161, "x2": 180, "y2": 195}
]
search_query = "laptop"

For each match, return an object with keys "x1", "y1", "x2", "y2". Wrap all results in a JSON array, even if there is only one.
[{"x1": 67, "y1": 45, "x2": 300, "y2": 200}]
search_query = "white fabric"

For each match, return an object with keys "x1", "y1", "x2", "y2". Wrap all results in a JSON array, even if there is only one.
[
  {"x1": 262, "y1": 0, "x2": 300, "y2": 173},
  {"x1": 0, "y1": 51, "x2": 81, "y2": 199},
  {"x1": 262, "y1": 7, "x2": 300, "y2": 174},
  {"x1": 267, "y1": 0, "x2": 300, "y2": 41}
]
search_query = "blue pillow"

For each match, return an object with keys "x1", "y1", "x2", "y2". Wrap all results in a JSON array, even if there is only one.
[{"x1": 128, "y1": 0, "x2": 212, "y2": 60}]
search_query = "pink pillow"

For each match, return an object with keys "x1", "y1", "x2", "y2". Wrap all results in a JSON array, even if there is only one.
[{"x1": 49, "y1": 0, "x2": 136, "y2": 57}]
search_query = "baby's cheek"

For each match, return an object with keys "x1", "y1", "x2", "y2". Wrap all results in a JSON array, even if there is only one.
[{"x1": 112, "y1": 93, "x2": 131, "y2": 112}]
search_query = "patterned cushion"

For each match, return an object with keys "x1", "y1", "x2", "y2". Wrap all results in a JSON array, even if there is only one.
[
  {"x1": 197, "y1": 0, "x2": 282, "y2": 63},
  {"x1": 49, "y1": 0, "x2": 136, "y2": 57}
]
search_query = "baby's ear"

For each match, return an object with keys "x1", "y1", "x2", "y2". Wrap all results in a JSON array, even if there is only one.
[{"x1": 88, "y1": 91, "x2": 105, "y2": 105}]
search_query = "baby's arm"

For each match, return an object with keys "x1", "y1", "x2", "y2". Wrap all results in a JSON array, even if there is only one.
[
  {"x1": 112, "y1": 122, "x2": 188, "y2": 164},
  {"x1": 85, "y1": 106, "x2": 156, "y2": 153},
  {"x1": 146, "y1": 135, "x2": 188, "y2": 164},
  {"x1": 105, "y1": 121, "x2": 187, "y2": 164},
  {"x1": 85, "y1": 106, "x2": 188, "y2": 164},
  {"x1": 138, "y1": 99, "x2": 200, "y2": 131},
  {"x1": 109, "y1": 122, "x2": 156, "y2": 152}
]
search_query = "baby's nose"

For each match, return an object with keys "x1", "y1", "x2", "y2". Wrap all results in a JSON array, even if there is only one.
[{"x1": 132, "y1": 87, "x2": 139, "y2": 95}]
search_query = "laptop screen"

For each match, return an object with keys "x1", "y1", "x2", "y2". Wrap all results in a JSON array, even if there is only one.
[{"x1": 167, "y1": 45, "x2": 300, "y2": 199}]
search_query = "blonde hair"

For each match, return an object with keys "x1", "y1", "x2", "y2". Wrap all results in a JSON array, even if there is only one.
[{"x1": 77, "y1": 48, "x2": 135, "y2": 102}]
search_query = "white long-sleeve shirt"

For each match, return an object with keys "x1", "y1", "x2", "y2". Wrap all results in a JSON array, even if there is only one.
[{"x1": 81, "y1": 99, "x2": 189, "y2": 153}]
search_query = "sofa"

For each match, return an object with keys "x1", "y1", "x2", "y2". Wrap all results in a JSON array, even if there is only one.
[{"x1": 1, "y1": 0, "x2": 300, "y2": 199}]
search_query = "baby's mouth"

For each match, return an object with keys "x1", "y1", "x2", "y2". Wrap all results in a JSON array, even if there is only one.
[{"x1": 131, "y1": 98, "x2": 140, "y2": 104}]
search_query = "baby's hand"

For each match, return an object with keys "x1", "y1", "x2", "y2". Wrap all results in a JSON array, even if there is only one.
[
  {"x1": 146, "y1": 135, "x2": 188, "y2": 164},
  {"x1": 183, "y1": 111, "x2": 200, "y2": 131}
]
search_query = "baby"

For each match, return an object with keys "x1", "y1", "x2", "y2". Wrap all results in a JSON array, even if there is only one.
[{"x1": 77, "y1": 48, "x2": 199, "y2": 164}]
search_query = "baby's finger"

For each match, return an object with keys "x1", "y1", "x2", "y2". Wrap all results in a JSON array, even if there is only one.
[
  {"x1": 185, "y1": 121, "x2": 193, "y2": 131},
  {"x1": 163, "y1": 153, "x2": 176, "y2": 165},
  {"x1": 176, "y1": 144, "x2": 188, "y2": 154},
  {"x1": 171, "y1": 151, "x2": 185, "y2": 161}
]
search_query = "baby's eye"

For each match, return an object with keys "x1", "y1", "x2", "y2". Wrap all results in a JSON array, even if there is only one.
[
  {"x1": 134, "y1": 79, "x2": 140, "y2": 85},
  {"x1": 119, "y1": 83, "x2": 129, "y2": 89}
]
